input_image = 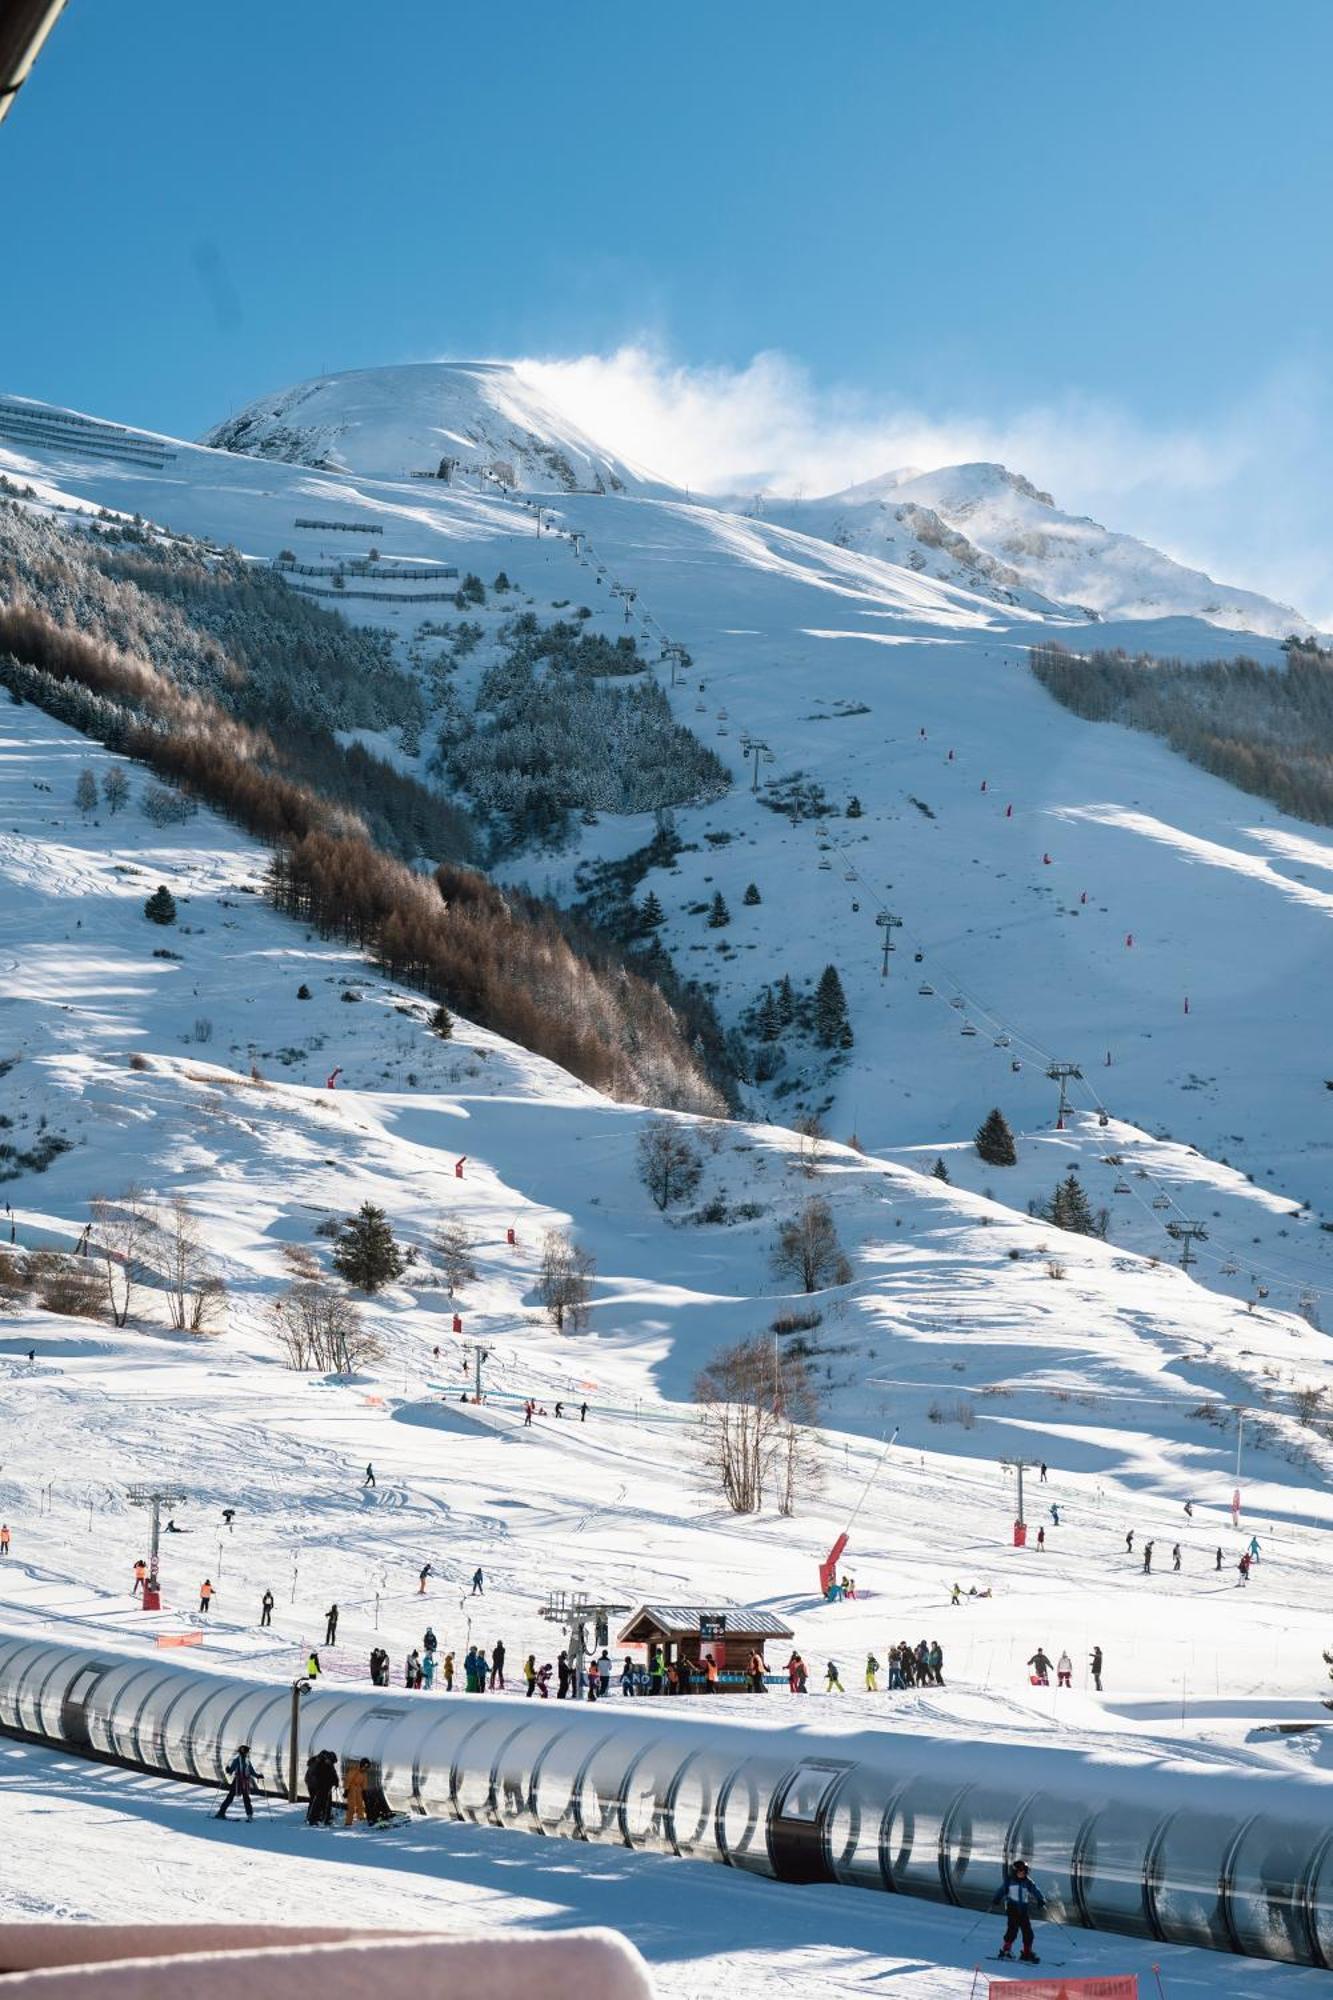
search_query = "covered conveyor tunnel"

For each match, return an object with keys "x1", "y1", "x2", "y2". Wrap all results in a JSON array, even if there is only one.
[{"x1": 3, "y1": 1634, "x2": 1332, "y2": 1966}]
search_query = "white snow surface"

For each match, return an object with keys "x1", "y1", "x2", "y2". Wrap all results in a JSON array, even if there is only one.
[{"x1": 0, "y1": 697, "x2": 1332, "y2": 1996}]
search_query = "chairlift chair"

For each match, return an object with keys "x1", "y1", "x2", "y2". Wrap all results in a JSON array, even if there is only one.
[
  {"x1": 1097, "y1": 1111, "x2": 1110, "y2": 1127},
  {"x1": 1220, "y1": 1258, "x2": 1239, "y2": 1276},
  {"x1": 995, "y1": 1034, "x2": 1011, "y2": 1047},
  {"x1": 818, "y1": 858, "x2": 831, "y2": 870},
  {"x1": 1151, "y1": 1194, "x2": 1170, "y2": 1210},
  {"x1": 1113, "y1": 1179, "x2": 1132, "y2": 1194},
  {"x1": 949, "y1": 996, "x2": 965, "y2": 1010},
  {"x1": 918, "y1": 982, "x2": 934, "y2": 996},
  {"x1": 961, "y1": 1022, "x2": 978, "y2": 1036}
]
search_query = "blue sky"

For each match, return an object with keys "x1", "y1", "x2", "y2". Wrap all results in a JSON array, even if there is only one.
[{"x1": 4, "y1": 0, "x2": 1331, "y2": 613}]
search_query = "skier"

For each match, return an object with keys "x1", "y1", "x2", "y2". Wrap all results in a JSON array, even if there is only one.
[
  {"x1": 418, "y1": 1563, "x2": 432, "y2": 1595},
  {"x1": 747, "y1": 1650, "x2": 766, "y2": 1693},
  {"x1": 1184, "y1": 1500, "x2": 1194, "y2": 1518},
  {"x1": 580, "y1": 1401, "x2": 588, "y2": 1422},
  {"x1": 471, "y1": 1566, "x2": 484, "y2": 1595},
  {"x1": 1049, "y1": 1504, "x2": 1060, "y2": 1526},
  {"x1": 951, "y1": 1582, "x2": 961, "y2": 1606},
  {"x1": 423, "y1": 1625, "x2": 438, "y2": 1655},
  {"x1": 132, "y1": 1559, "x2": 146, "y2": 1595},
  {"x1": 305, "y1": 1748, "x2": 338, "y2": 1826},
  {"x1": 199, "y1": 1578, "x2": 214, "y2": 1614},
  {"x1": 1036, "y1": 1526, "x2": 1045, "y2": 1551},
  {"x1": 1090, "y1": 1644, "x2": 1103, "y2": 1692},
  {"x1": 363, "y1": 1464, "x2": 375, "y2": 1488},
  {"x1": 1027, "y1": 1648, "x2": 1053, "y2": 1686},
  {"x1": 343, "y1": 1759, "x2": 368, "y2": 1827},
  {"x1": 324, "y1": 1603, "x2": 338, "y2": 1645},
  {"x1": 1215, "y1": 1547, "x2": 1223, "y2": 1572},
  {"x1": 365, "y1": 1763, "x2": 394, "y2": 1826},
  {"x1": 992, "y1": 1858, "x2": 1047, "y2": 1962},
  {"x1": 260, "y1": 1588, "x2": 274, "y2": 1628},
  {"x1": 525, "y1": 1653, "x2": 539, "y2": 1697},
  {"x1": 597, "y1": 1649, "x2": 612, "y2": 1696},
  {"x1": 557, "y1": 1650, "x2": 571, "y2": 1699},
  {"x1": 535, "y1": 1660, "x2": 552, "y2": 1697},
  {"x1": 306, "y1": 1650, "x2": 321, "y2": 1680},
  {"x1": 421, "y1": 1649, "x2": 437, "y2": 1690},
  {"x1": 927, "y1": 1640, "x2": 944, "y2": 1685},
  {"x1": 216, "y1": 1744, "x2": 258, "y2": 1822},
  {"x1": 1056, "y1": 1650, "x2": 1072, "y2": 1688},
  {"x1": 490, "y1": 1639, "x2": 506, "y2": 1690},
  {"x1": 1238, "y1": 1553, "x2": 1251, "y2": 1586},
  {"x1": 1248, "y1": 1535, "x2": 1261, "y2": 1563},
  {"x1": 1125, "y1": 1529, "x2": 1134, "y2": 1554},
  {"x1": 1142, "y1": 1540, "x2": 1154, "y2": 1574},
  {"x1": 523, "y1": 1401, "x2": 533, "y2": 1427},
  {"x1": 442, "y1": 1650, "x2": 455, "y2": 1691},
  {"x1": 860, "y1": 1651, "x2": 878, "y2": 1692},
  {"x1": 0, "y1": 1524, "x2": 9, "y2": 1559},
  {"x1": 1039, "y1": 1463, "x2": 1048, "y2": 1482},
  {"x1": 1172, "y1": 1545, "x2": 1181, "y2": 1573}
]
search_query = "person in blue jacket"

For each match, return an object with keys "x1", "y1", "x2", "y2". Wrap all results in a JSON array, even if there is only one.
[{"x1": 991, "y1": 1858, "x2": 1046, "y2": 1961}]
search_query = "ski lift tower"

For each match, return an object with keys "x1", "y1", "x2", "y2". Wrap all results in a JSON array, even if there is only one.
[
  {"x1": 539, "y1": 1589, "x2": 631, "y2": 1699},
  {"x1": 1165, "y1": 1219, "x2": 1208, "y2": 1272},
  {"x1": 127, "y1": 1483, "x2": 186, "y2": 1612},
  {"x1": 875, "y1": 910, "x2": 903, "y2": 979},
  {"x1": 1045, "y1": 1061, "x2": 1083, "y2": 1130}
]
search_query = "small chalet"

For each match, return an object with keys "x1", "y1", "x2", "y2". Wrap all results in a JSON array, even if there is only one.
[{"x1": 617, "y1": 1603, "x2": 794, "y2": 1688}]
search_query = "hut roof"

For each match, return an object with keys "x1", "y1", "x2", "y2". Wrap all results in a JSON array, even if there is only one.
[{"x1": 617, "y1": 1603, "x2": 794, "y2": 1643}]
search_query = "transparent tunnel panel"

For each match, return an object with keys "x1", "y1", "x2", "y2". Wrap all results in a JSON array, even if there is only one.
[
  {"x1": 1149, "y1": 1809, "x2": 1237, "y2": 1950},
  {"x1": 1304, "y1": 1829, "x2": 1333, "y2": 1970},
  {"x1": 944, "y1": 1787, "x2": 1023, "y2": 1909},
  {"x1": 580, "y1": 1736, "x2": 641, "y2": 1842},
  {"x1": 882, "y1": 1779, "x2": 966, "y2": 1902},
  {"x1": 1011, "y1": 1792, "x2": 1088, "y2": 1923},
  {"x1": 827, "y1": 1771, "x2": 891, "y2": 1891},
  {"x1": 532, "y1": 1727, "x2": 588, "y2": 1835},
  {"x1": 1077, "y1": 1804, "x2": 1162, "y2": 1936},
  {"x1": 617, "y1": 1739, "x2": 681, "y2": 1850},
  {"x1": 719, "y1": 1759, "x2": 774, "y2": 1875},
  {"x1": 665, "y1": 1750, "x2": 718, "y2": 1857},
  {"x1": 484, "y1": 1718, "x2": 560, "y2": 1831},
  {"x1": 95, "y1": 1665, "x2": 159, "y2": 1761},
  {"x1": 452, "y1": 1714, "x2": 527, "y2": 1821},
  {"x1": 1227, "y1": 1815, "x2": 1316, "y2": 1964}
]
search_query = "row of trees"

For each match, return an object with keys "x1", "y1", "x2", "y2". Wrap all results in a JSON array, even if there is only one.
[
  {"x1": 1031, "y1": 638, "x2": 1333, "y2": 828},
  {"x1": 87, "y1": 1187, "x2": 226, "y2": 1331}
]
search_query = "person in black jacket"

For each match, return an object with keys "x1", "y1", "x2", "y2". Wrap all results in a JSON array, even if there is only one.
[
  {"x1": 216, "y1": 1744, "x2": 258, "y2": 1821},
  {"x1": 305, "y1": 1748, "x2": 338, "y2": 1825},
  {"x1": 1089, "y1": 1644, "x2": 1103, "y2": 1692},
  {"x1": 991, "y1": 1859, "x2": 1047, "y2": 1961},
  {"x1": 324, "y1": 1603, "x2": 338, "y2": 1645}
]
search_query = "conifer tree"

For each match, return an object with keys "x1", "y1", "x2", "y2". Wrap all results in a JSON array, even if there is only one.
[
  {"x1": 847, "y1": 795, "x2": 863, "y2": 818},
  {"x1": 776, "y1": 974, "x2": 797, "y2": 1026},
  {"x1": 332, "y1": 1203, "x2": 404, "y2": 1293},
  {"x1": 640, "y1": 890, "x2": 665, "y2": 929},
  {"x1": 143, "y1": 885, "x2": 177, "y2": 926},
  {"x1": 707, "y1": 891, "x2": 731, "y2": 928},
  {"x1": 932, "y1": 1156, "x2": 951, "y2": 1182},
  {"x1": 813, "y1": 964, "x2": 851, "y2": 1048},
  {"x1": 755, "y1": 988, "x2": 781, "y2": 1042},
  {"x1": 742, "y1": 882, "x2": 762, "y2": 906},
  {"x1": 974, "y1": 1106, "x2": 1017, "y2": 1166},
  {"x1": 1050, "y1": 1169, "x2": 1095, "y2": 1235}
]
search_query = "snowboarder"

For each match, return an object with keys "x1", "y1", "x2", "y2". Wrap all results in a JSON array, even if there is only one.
[
  {"x1": 992, "y1": 1858, "x2": 1046, "y2": 1961},
  {"x1": 1142, "y1": 1540, "x2": 1154, "y2": 1574},
  {"x1": 1172, "y1": 1545, "x2": 1181, "y2": 1573},
  {"x1": 471, "y1": 1566, "x2": 484, "y2": 1595},
  {"x1": 1027, "y1": 1648, "x2": 1052, "y2": 1686},
  {"x1": 363, "y1": 1464, "x2": 375, "y2": 1488},
  {"x1": 260, "y1": 1588, "x2": 274, "y2": 1628},
  {"x1": 1090, "y1": 1644, "x2": 1103, "y2": 1692},
  {"x1": 324, "y1": 1604, "x2": 338, "y2": 1645},
  {"x1": 199, "y1": 1578, "x2": 214, "y2": 1614},
  {"x1": 1056, "y1": 1650, "x2": 1072, "y2": 1688},
  {"x1": 216, "y1": 1744, "x2": 258, "y2": 1821}
]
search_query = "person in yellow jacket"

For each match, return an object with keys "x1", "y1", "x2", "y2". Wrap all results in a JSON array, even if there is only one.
[
  {"x1": 865, "y1": 1652, "x2": 880, "y2": 1692},
  {"x1": 523, "y1": 1653, "x2": 537, "y2": 1697},
  {"x1": 343, "y1": 1758, "x2": 368, "y2": 1826}
]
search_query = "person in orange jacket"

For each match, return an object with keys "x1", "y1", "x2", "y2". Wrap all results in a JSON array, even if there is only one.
[
  {"x1": 343, "y1": 1758, "x2": 369, "y2": 1826},
  {"x1": 703, "y1": 1653, "x2": 719, "y2": 1691},
  {"x1": 132, "y1": 1558, "x2": 146, "y2": 1594},
  {"x1": 0, "y1": 1524, "x2": 11, "y2": 1557},
  {"x1": 199, "y1": 1578, "x2": 214, "y2": 1614}
]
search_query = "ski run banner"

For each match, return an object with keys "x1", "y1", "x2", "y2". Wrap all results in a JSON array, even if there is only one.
[{"x1": 991, "y1": 1980, "x2": 1138, "y2": 2000}]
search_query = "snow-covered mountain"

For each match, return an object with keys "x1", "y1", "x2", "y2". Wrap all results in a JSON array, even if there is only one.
[
  {"x1": 765, "y1": 462, "x2": 1314, "y2": 637},
  {"x1": 201, "y1": 361, "x2": 672, "y2": 495}
]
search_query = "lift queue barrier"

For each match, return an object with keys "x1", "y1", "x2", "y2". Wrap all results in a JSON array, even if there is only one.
[{"x1": 2, "y1": 1634, "x2": 1332, "y2": 1966}]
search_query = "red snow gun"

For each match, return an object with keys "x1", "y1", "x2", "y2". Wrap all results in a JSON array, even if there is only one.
[
  {"x1": 819, "y1": 1532, "x2": 849, "y2": 1600},
  {"x1": 325, "y1": 1067, "x2": 342, "y2": 1090}
]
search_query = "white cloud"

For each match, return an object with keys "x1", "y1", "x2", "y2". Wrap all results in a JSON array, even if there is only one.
[{"x1": 515, "y1": 345, "x2": 1331, "y2": 623}]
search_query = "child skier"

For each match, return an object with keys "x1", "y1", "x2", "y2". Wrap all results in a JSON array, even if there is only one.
[{"x1": 991, "y1": 1858, "x2": 1047, "y2": 1961}]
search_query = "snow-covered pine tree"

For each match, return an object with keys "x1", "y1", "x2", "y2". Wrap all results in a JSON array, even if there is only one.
[
  {"x1": 640, "y1": 890, "x2": 665, "y2": 929},
  {"x1": 755, "y1": 989, "x2": 781, "y2": 1042},
  {"x1": 707, "y1": 891, "x2": 731, "y2": 928},
  {"x1": 74, "y1": 768, "x2": 98, "y2": 816},
  {"x1": 1050, "y1": 1169, "x2": 1096, "y2": 1235},
  {"x1": 847, "y1": 795, "x2": 863, "y2": 818},
  {"x1": 975, "y1": 1106, "x2": 1017, "y2": 1166},
  {"x1": 143, "y1": 885, "x2": 176, "y2": 926},
  {"x1": 742, "y1": 882, "x2": 762, "y2": 905},
  {"x1": 332, "y1": 1203, "x2": 404, "y2": 1293},
  {"x1": 776, "y1": 974, "x2": 797, "y2": 1026},
  {"x1": 932, "y1": 1157, "x2": 951, "y2": 1182},
  {"x1": 813, "y1": 964, "x2": 851, "y2": 1048}
]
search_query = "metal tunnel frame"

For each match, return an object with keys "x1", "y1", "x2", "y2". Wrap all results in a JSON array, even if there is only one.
[{"x1": 2, "y1": 1634, "x2": 1331, "y2": 1968}]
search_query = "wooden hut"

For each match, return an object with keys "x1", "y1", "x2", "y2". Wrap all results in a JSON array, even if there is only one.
[{"x1": 616, "y1": 1603, "x2": 793, "y2": 1690}]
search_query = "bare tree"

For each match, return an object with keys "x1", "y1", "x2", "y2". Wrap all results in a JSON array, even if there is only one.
[
  {"x1": 436, "y1": 1218, "x2": 478, "y2": 1298},
  {"x1": 771, "y1": 1197, "x2": 852, "y2": 1293},
  {"x1": 693, "y1": 1336, "x2": 822, "y2": 1515},
  {"x1": 795, "y1": 1113, "x2": 826, "y2": 1178},
  {"x1": 270, "y1": 1281, "x2": 382, "y2": 1376},
  {"x1": 74, "y1": 768, "x2": 99, "y2": 817},
  {"x1": 157, "y1": 1195, "x2": 226, "y2": 1332},
  {"x1": 538, "y1": 1229, "x2": 595, "y2": 1333},
  {"x1": 89, "y1": 1185, "x2": 154, "y2": 1326},
  {"x1": 636, "y1": 1117, "x2": 703, "y2": 1211}
]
